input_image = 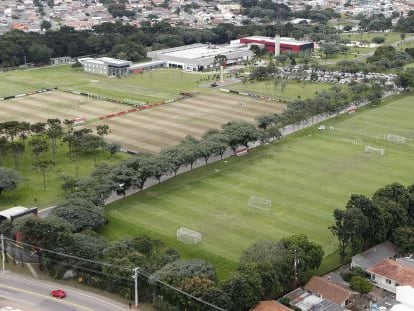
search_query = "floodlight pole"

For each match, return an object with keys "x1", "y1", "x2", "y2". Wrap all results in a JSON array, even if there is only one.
[
  {"x1": 132, "y1": 267, "x2": 140, "y2": 309},
  {"x1": 1, "y1": 234, "x2": 5, "y2": 273}
]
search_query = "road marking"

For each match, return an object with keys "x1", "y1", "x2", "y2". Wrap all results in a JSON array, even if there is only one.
[
  {"x1": 0, "y1": 284, "x2": 94, "y2": 311},
  {"x1": 2, "y1": 274, "x2": 126, "y2": 310}
]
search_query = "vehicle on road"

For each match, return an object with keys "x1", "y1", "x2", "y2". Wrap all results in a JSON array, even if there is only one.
[{"x1": 50, "y1": 289, "x2": 66, "y2": 299}]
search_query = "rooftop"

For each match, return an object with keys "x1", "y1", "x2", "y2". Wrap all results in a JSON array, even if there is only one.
[
  {"x1": 352, "y1": 241, "x2": 399, "y2": 271},
  {"x1": 241, "y1": 36, "x2": 313, "y2": 46},
  {"x1": 158, "y1": 44, "x2": 249, "y2": 60},
  {"x1": 304, "y1": 276, "x2": 355, "y2": 305},
  {"x1": 368, "y1": 259, "x2": 414, "y2": 288},
  {"x1": 251, "y1": 300, "x2": 293, "y2": 311},
  {"x1": 0, "y1": 206, "x2": 29, "y2": 220}
]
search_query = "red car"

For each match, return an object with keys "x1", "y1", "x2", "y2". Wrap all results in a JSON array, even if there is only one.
[{"x1": 50, "y1": 289, "x2": 66, "y2": 299}]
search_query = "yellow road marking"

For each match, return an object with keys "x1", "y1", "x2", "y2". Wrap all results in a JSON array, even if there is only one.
[{"x1": 0, "y1": 284, "x2": 94, "y2": 311}]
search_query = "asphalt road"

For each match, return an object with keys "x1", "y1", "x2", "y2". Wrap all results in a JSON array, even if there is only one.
[{"x1": 0, "y1": 272, "x2": 128, "y2": 311}]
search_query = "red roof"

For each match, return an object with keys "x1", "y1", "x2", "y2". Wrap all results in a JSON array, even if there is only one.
[
  {"x1": 252, "y1": 301, "x2": 293, "y2": 311},
  {"x1": 304, "y1": 276, "x2": 355, "y2": 305},
  {"x1": 367, "y1": 259, "x2": 414, "y2": 287}
]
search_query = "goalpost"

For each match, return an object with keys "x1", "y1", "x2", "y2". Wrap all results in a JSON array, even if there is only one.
[
  {"x1": 384, "y1": 134, "x2": 407, "y2": 144},
  {"x1": 365, "y1": 146, "x2": 385, "y2": 156},
  {"x1": 248, "y1": 196, "x2": 272, "y2": 211},
  {"x1": 177, "y1": 227, "x2": 202, "y2": 245}
]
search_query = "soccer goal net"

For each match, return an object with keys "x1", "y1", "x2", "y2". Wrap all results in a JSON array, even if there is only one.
[
  {"x1": 177, "y1": 227, "x2": 202, "y2": 245},
  {"x1": 248, "y1": 196, "x2": 272, "y2": 211},
  {"x1": 365, "y1": 146, "x2": 385, "y2": 156},
  {"x1": 385, "y1": 134, "x2": 407, "y2": 144}
]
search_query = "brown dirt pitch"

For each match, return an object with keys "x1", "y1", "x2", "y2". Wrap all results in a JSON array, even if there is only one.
[
  {"x1": 0, "y1": 91, "x2": 286, "y2": 153},
  {"x1": 97, "y1": 92, "x2": 286, "y2": 153}
]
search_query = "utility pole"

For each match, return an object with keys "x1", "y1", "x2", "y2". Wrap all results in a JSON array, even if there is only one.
[
  {"x1": 1, "y1": 234, "x2": 5, "y2": 272},
  {"x1": 293, "y1": 249, "x2": 298, "y2": 288},
  {"x1": 132, "y1": 267, "x2": 140, "y2": 309}
]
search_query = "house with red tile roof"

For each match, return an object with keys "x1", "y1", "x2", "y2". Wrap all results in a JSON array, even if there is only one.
[
  {"x1": 304, "y1": 276, "x2": 356, "y2": 306},
  {"x1": 251, "y1": 300, "x2": 294, "y2": 311},
  {"x1": 367, "y1": 259, "x2": 414, "y2": 294}
]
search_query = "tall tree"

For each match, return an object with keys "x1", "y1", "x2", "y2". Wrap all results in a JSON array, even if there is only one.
[
  {"x1": 46, "y1": 118, "x2": 63, "y2": 161},
  {"x1": 33, "y1": 159, "x2": 54, "y2": 190}
]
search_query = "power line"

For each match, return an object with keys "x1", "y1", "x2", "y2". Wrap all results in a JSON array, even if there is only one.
[{"x1": 4, "y1": 237, "x2": 226, "y2": 311}]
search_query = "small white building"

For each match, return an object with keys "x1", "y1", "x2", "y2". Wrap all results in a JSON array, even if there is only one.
[
  {"x1": 0, "y1": 206, "x2": 38, "y2": 222},
  {"x1": 79, "y1": 57, "x2": 132, "y2": 77}
]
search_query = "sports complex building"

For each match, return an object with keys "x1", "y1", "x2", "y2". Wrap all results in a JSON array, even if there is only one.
[
  {"x1": 237, "y1": 36, "x2": 314, "y2": 54},
  {"x1": 147, "y1": 43, "x2": 253, "y2": 72},
  {"x1": 79, "y1": 57, "x2": 132, "y2": 77}
]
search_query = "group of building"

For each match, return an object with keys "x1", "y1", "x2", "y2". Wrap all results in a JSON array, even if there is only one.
[
  {"x1": 252, "y1": 241, "x2": 414, "y2": 311},
  {"x1": 76, "y1": 36, "x2": 314, "y2": 77}
]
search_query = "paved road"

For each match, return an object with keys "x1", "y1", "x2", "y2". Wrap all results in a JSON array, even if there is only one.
[{"x1": 0, "y1": 273, "x2": 128, "y2": 311}]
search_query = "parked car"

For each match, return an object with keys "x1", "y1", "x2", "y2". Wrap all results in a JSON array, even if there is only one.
[{"x1": 50, "y1": 289, "x2": 66, "y2": 299}]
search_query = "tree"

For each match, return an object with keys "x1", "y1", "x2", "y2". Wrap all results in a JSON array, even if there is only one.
[
  {"x1": 214, "y1": 54, "x2": 228, "y2": 68},
  {"x1": 9, "y1": 141, "x2": 25, "y2": 168},
  {"x1": 202, "y1": 131, "x2": 228, "y2": 160},
  {"x1": 0, "y1": 167, "x2": 21, "y2": 196},
  {"x1": 179, "y1": 136, "x2": 202, "y2": 170},
  {"x1": 33, "y1": 159, "x2": 54, "y2": 190},
  {"x1": 28, "y1": 43, "x2": 52, "y2": 64},
  {"x1": 96, "y1": 124, "x2": 110, "y2": 140},
  {"x1": 149, "y1": 259, "x2": 217, "y2": 308},
  {"x1": 349, "y1": 276, "x2": 372, "y2": 294},
  {"x1": 161, "y1": 147, "x2": 185, "y2": 176},
  {"x1": 12, "y1": 216, "x2": 74, "y2": 248},
  {"x1": 46, "y1": 119, "x2": 63, "y2": 161},
  {"x1": 393, "y1": 226, "x2": 414, "y2": 255},
  {"x1": 41, "y1": 20, "x2": 52, "y2": 31},
  {"x1": 222, "y1": 121, "x2": 260, "y2": 154},
  {"x1": 29, "y1": 136, "x2": 49, "y2": 159},
  {"x1": 222, "y1": 270, "x2": 262, "y2": 311},
  {"x1": 396, "y1": 71, "x2": 414, "y2": 90},
  {"x1": 0, "y1": 137, "x2": 9, "y2": 165},
  {"x1": 51, "y1": 198, "x2": 106, "y2": 232},
  {"x1": 30, "y1": 122, "x2": 46, "y2": 135},
  {"x1": 106, "y1": 142, "x2": 121, "y2": 156}
]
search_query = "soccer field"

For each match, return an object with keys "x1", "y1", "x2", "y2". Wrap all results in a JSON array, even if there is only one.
[
  {"x1": 0, "y1": 66, "x2": 212, "y2": 103},
  {"x1": 102, "y1": 93, "x2": 414, "y2": 276}
]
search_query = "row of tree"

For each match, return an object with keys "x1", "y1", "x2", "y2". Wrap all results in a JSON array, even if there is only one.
[
  {"x1": 0, "y1": 20, "x2": 338, "y2": 68},
  {"x1": 330, "y1": 182, "x2": 414, "y2": 260}
]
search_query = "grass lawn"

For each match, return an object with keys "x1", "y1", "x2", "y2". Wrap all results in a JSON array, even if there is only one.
[
  {"x1": 229, "y1": 80, "x2": 332, "y2": 101},
  {"x1": 340, "y1": 32, "x2": 410, "y2": 44},
  {"x1": 0, "y1": 66, "x2": 214, "y2": 103},
  {"x1": 0, "y1": 144, "x2": 128, "y2": 209},
  {"x1": 102, "y1": 93, "x2": 414, "y2": 279}
]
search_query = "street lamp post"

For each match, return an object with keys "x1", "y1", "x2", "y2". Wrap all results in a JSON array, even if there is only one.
[{"x1": 132, "y1": 267, "x2": 140, "y2": 309}]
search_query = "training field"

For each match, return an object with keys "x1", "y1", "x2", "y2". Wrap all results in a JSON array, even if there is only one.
[
  {"x1": 0, "y1": 66, "x2": 212, "y2": 103},
  {"x1": 98, "y1": 92, "x2": 285, "y2": 153},
  {"x1": 0, "y1": 91, "x2": 128, "y2": 123},
  {"x1": 102, "y1": 94, "x2": 414, "y2": 276},
  {"x1": 0, "y1": 91, "x2": 285, "y2": 153}
]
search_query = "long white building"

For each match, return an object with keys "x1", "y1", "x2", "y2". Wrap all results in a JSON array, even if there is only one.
[{"x1": 147, "y1": 43, "x2": 253, "y2": 72}]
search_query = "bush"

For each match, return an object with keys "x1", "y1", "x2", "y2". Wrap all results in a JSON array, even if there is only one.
[
  {"x1": 350, "y1": 276, "x2": 372, "y2": 294},
  {"x1": 372, "y1": 37, "x2": 385, "y2": 44}
]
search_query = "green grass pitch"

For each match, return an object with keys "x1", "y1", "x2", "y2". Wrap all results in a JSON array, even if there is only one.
[
  {"x1": 0, "y1": 66, "x2": 213, "y2": 103},
  {"x1": 101, "y1": 93, "x2": 414, "y2": 278}
]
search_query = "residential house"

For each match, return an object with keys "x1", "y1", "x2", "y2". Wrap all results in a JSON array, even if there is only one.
[
  {"x1": 251, "y1": 300, "x2": 293, "y2": 311},
  {"x1": 304, "y1": 276, "x2": 356, "y2": 307},
  {"x1": 368, "y1": 259, "x2": 414, "y2": 294},
  {"x1": 285, "y1": 288, "x2": 343, "y2": 311},
  {"x1": 351, "y1": 241, "x2": 399, "y2": 272}
]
